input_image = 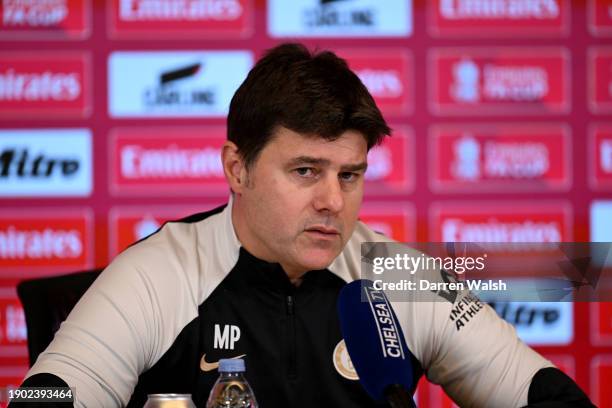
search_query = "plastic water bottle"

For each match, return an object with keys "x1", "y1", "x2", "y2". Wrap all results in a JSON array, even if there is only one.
[{"x1": 205, "y1": 358, "x2": 259, "y2": 408}]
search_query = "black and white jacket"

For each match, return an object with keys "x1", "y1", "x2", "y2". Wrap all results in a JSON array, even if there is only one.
[{"x1": 22, "y1": 199, "x2": 592, "y2": 407}]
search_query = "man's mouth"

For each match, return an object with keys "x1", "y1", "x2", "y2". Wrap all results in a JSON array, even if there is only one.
[{"x1": 305, "y1": 226, "x2": 340, "y2": 240}]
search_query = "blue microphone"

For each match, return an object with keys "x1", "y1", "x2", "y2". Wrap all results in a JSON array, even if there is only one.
[{"x1": 337, "y1": 279, "x2": 416, "y2": 408}]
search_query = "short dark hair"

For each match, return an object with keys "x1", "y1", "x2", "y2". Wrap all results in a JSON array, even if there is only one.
[{"x1": 227, "y1": 43, "x2": 391, "y2": 168}]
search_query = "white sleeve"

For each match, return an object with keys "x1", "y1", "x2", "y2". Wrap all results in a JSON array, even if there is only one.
[
  {"x1": 397, "y1": 285, "x2": 553, "y2": 408},
  {"x1": 24, "y1": 230, "x2": 200, "y2": 407}
]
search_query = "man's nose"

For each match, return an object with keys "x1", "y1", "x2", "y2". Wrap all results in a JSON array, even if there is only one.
[{"x1": 313, "y1": 175, "x2": 345, "y2": 214}]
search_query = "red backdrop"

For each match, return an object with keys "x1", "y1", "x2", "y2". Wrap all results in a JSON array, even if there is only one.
[{"x1": 0, "y1": 0, "x2": 611, "y2": 406}]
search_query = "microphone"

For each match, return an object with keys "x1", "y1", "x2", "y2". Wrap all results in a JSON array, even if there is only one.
[{"x1": 337, "y1": 279, "x2": 416, "y2": 408}]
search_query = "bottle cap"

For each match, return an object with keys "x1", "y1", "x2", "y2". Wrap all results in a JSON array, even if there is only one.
[{"x1": 219, "y1": 358, "x2": 245, "y2": 372}]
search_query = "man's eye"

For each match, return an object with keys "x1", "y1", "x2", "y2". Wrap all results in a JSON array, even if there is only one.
[
  {"x1": 340, "y1": 172, "x2": 359, "y2": 182},
  {"x1": 295, "y1": 167, "x2": 315, "y2": 177}
]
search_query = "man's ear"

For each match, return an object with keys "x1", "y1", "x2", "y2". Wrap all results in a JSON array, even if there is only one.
[{"x1": 222, "y1": 141, "x2": 248, "y2": 194}]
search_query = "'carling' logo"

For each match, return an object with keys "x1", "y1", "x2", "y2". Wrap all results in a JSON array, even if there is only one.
[
  {"x1": 304, "y1": 0, "x2": 374, "y2": 28},
  {"x1": 485, "y1": 299, "x2": 573, "y2": 345},
  {"x1": 144, "y1": 62, "x2": 215, "y2": 107}
]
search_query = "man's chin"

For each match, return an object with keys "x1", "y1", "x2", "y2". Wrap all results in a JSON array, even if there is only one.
[{"x1": 299, "y1": 248, "x2": 341, "y2": 271}]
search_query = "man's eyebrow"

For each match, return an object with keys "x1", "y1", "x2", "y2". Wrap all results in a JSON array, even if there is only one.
[
  {"x1": 340, "y1": 162, "x2": 368, "y2": 172},
  {"x1": 286, "y1": 156, "x2": 368, "y2": 172},
  {"x1": 286, "y1": 156, "x2": 331, "y2": 167}
]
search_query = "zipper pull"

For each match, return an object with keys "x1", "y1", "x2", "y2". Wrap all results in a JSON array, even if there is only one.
[{"x1": 286, "y1": 295, "x2": 294, "y2": 315}]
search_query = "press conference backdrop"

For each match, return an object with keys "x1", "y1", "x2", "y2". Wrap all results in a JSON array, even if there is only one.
[{"x1": 0, "y1": 0, "x2": 611, "y2": 406}]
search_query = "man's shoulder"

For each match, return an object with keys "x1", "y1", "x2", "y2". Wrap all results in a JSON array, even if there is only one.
[
  {"x1": 352, "y1": 220, "x2": 397, "y2": 243},
  {"x1": 118, "y1": 203, "x2": 229, "y2": 260},
  {"x1": 125, "y1": 203, "x2": 228, "y2": 254},
  {"x1": 343, "y1": 219, "x2": 399, "y2": 255},
  {"x1": 328, "y1": 220, "x2": 396, "y2": 281},
  {"x1": 102, "y1": 203, "x2": 237, "y2": 305}
]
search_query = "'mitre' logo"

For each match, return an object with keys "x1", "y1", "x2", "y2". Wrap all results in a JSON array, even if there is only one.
[
  {"x1": 0, "y1": 129, "x2": 92, "y2": 197},
  {"x1": 0, "y1": 148, "x2": 80, "y2": 179},
  {"x1": 484, "y1": 293, "x2": 573, "y2": 346}
]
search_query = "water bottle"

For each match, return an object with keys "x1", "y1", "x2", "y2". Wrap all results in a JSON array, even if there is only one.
[
  {"x1": 143, "y1": 394, "x2": 196, "y2": 408},
  {"x1": 205, "y1": 358, "x2": 258, "y2": 408}
]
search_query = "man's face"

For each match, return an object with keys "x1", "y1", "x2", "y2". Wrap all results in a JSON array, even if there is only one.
[{"x1": 233, "y1": 127, "x2": 368, "y2": 277}]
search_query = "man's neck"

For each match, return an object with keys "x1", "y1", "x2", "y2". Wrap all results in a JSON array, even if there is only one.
[
  {"x1": 230, "y1": 196, "x2": 306, "y2": 286},
  {"x1": 282, "y1": 266, "x2": 305, "y2": 287}
]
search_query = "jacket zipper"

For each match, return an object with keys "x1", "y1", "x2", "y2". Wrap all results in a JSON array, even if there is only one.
[{"x1": 286, "y1": 294, "x2": 297, "y2": 378}]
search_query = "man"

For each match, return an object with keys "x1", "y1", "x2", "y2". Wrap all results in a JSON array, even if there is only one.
[{"x1": 16, "y1": 44, "x2": 592, "y2": 407}]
